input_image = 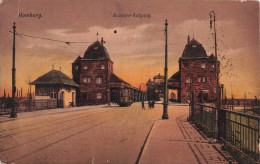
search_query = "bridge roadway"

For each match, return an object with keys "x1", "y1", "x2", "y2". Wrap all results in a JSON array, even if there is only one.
[{"x1": 0, "y1": 103, "x2": 236, "y2": 164}]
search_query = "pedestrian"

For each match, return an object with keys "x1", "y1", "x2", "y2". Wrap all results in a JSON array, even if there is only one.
[
  {"x1": 152, "y1": 100, "x2": 155, "y2": 108},
  {"x1": 148, "y1": 101, "x2": 151, "y2": 109},
  {"x1": 142, "y1": 101, "x2": 145, "y2": 110}
]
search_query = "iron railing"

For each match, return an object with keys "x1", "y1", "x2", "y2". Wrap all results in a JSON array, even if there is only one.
[
  {"x1": 190, "y1": 103, "x2": 217, "y2": 137},
  {"x1": 221, "y1": 110, "x2": 259, "y2": 162},
  {"x1": 189, "y1": 103, "x2": 260, "y2": 163}
]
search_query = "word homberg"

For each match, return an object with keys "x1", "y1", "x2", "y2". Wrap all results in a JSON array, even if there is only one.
[{"x1": 18, "y1": 12, "x2": 42, "y2": 19}]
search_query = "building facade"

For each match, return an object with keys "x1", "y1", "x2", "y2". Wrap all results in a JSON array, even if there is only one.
[
  {"x1": 72, "y1": 39, "x2": 146, "y2": 106},
  {"x1": 72, "y1": 40, "x2": 113, "y2": 105},
  {"x1": 146, "y1": 73, "x2": 164, "y2": 101},
  {"x1": 31, "y1": 70, "x2": 79, "y2": 107},
  {"x1": 168, "y1": 36, "x2": 220, "y2": 103}
]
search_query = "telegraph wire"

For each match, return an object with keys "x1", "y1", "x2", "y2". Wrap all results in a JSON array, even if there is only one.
[{"x1": 8, "y1": 31, "x2": 93, "y2": 45}]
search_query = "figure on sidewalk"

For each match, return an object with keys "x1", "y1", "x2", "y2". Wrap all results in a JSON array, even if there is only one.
[
  {"x1": 148, "y1": 101, "x2": 151, "y2": 109},
  {"x1": 255, "y1": 96, "x2": 258, "y2": 106},
  {"x1": 152, "y1": 100, "x2": 155, "y2": 108},
  {"x1": 142, "y1": 100, "x2": 145, "y2": 110}
]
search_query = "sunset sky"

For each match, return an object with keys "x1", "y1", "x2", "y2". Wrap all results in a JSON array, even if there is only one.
[{"x1": 0, "y1": 0, "x2": 259, "y2": 98}]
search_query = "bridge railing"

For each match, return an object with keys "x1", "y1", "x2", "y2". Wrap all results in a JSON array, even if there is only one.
[{"x1": 189, "y1": 103, "x2": 260, "y2": 163}]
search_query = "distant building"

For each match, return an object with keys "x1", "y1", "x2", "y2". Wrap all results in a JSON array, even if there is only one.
[
  {"x1": 168, "y1": 36, "x2": 220, "y2": 103},
  {"x1": 72, "y1": 39, "x2": 145, "y2": 105},
  {"x1": 30, "y1": 70, "x2": 79, "y2": 107},
  {"x1": 146, "y1": 73, "x2": 164, "y2": 101}
]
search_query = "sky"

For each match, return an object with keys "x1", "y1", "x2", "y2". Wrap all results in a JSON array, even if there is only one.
[{"x1": 0, "y1": 0, "x2": 259, "y2": 98}]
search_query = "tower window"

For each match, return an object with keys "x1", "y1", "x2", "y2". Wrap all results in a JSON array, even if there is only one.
[
  {"x1": 83, "y1": 78, "x2": 87, "y2": 83},
  {"x1": 202, "y1": 77, "x2": 206, "y2": 83},
  {"x1": 94, "y1": 46, "x2": 98, "y2": 50},
  {"x1": 97, "y1": 93, "x2": 102, "y2": 99},
  {"x1": 87, "y1": 77, "x2": 92, "y2": 83},
  {"x1": 96, "y1": 77, "x2": 102, "y2": 84},
  {"x1": 212, "y1": 64, "x2": 215, "y2": 68},
  {"x1": 186, "y1": 77, "x2": 192, "y2": 84},
  {"x1": 75, "y1": 66, "x2": 78, "y2": 70}
]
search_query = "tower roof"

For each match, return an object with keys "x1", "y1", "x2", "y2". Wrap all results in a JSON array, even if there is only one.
[
  {"x1": 30, "y1": 70, "x2": 79, "y2": 87},
  {"x1": 181, "y1": 38, "x2": 207, "y2": 58},
  {"x1": 83, "y1": 41, "x2": 112, "y2": 62}
]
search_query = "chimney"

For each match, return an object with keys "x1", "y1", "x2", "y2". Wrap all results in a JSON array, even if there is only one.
[
  {"x1": 101, "y1": 37, "x2": 104, "y2": 46},
  {"x1": 187, "y1": 35, "x2": 190, "y2": 44}
]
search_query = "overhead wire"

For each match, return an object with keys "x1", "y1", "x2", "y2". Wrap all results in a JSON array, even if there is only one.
[{"x1": 8, "y1": 31, "x2": 93, "y2": 45}]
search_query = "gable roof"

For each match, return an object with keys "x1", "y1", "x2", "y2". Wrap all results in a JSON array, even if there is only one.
[
  {"x1": 30, "y1": 70, "x2": 79, "y2": 87},
  {"x1": 110, "y1": 73, "x2": 130, "y2": 85}
]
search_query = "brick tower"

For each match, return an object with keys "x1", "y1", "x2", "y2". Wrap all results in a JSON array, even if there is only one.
[{"x1": 72, "y1": 40, "x2": 113, "y2": 105}]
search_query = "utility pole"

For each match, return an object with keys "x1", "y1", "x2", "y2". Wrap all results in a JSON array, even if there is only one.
[
  {"x1": 210, "y1": 11, "x2": 219, "y2": 104},
  {"x1": 210, "y1": 11, "x2": 220, "y2": 140},
  {"x1": 162, "y1": 19, "x2": 169, "y2": 119},
  {"x1": 10, "y1": 22, "x2": 17, "y2": 118}
]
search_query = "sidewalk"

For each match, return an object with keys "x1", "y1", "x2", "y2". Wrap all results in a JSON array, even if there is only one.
[
  {"x1": 139, "y1": 114, "x2": 236, "y2": 164},
  {"x1": 0, "y1": 105, "x2": 108, "y2": 123}
]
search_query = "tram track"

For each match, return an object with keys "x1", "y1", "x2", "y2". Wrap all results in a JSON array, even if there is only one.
[
  {"x1": 0, "y1": 109, "x2": 124, "y2": 151},
  {"x1": 1, "y1": 108, "x2": 127, "y2": 163},
  {"x1": 0, "y1": 108, "x2": 112, "y2": 138},
  {"x1": 0, "y1": 111, "x2": 113, "y2": 152},
  {"x1": 0, "y1": 107, "x2": 106, "y2": 133}
]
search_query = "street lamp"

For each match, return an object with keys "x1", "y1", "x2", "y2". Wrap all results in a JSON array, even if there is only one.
[
  {"x1": 162, "y1": 19, "x2": 169, "y2": 119},
  {"x1": 10, "y1": 22, "x2": 17, "y2": 118},
  {"x1": 209, "y1": 11, "x2": 219, "y2": 105},
  {"x1": 209, "y1": 11, "x2": 220, "y2": 140}
]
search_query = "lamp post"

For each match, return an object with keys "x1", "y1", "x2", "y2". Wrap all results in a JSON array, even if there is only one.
[
  {"x1": 209, "y1": 11, "x2": 220, "y2": 140},
  {"x1": 10, "y1": 22, "x2": 17, "y2": 118},
  {"x1": 209, "y1": 11, "x2": 219, "y2": 105},
  {"x1": 162, "y1": 19, "x2": 169, "y2": 119}
]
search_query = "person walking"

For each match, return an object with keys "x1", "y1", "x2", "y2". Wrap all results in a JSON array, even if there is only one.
[
  {"x1": 142, "y1": 100, "x2": 145, "y2": 110},
  {"x1": 152, "y1": 100, "x2": 155, "y2": 108},
  {"x1": 148, "y1": 101, "x2": 151, "y2": 110}
]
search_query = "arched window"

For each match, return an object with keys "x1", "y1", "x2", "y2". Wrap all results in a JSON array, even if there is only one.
[{"x1": 97, "y1": 93, "x2": 102, "y2": 99}]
